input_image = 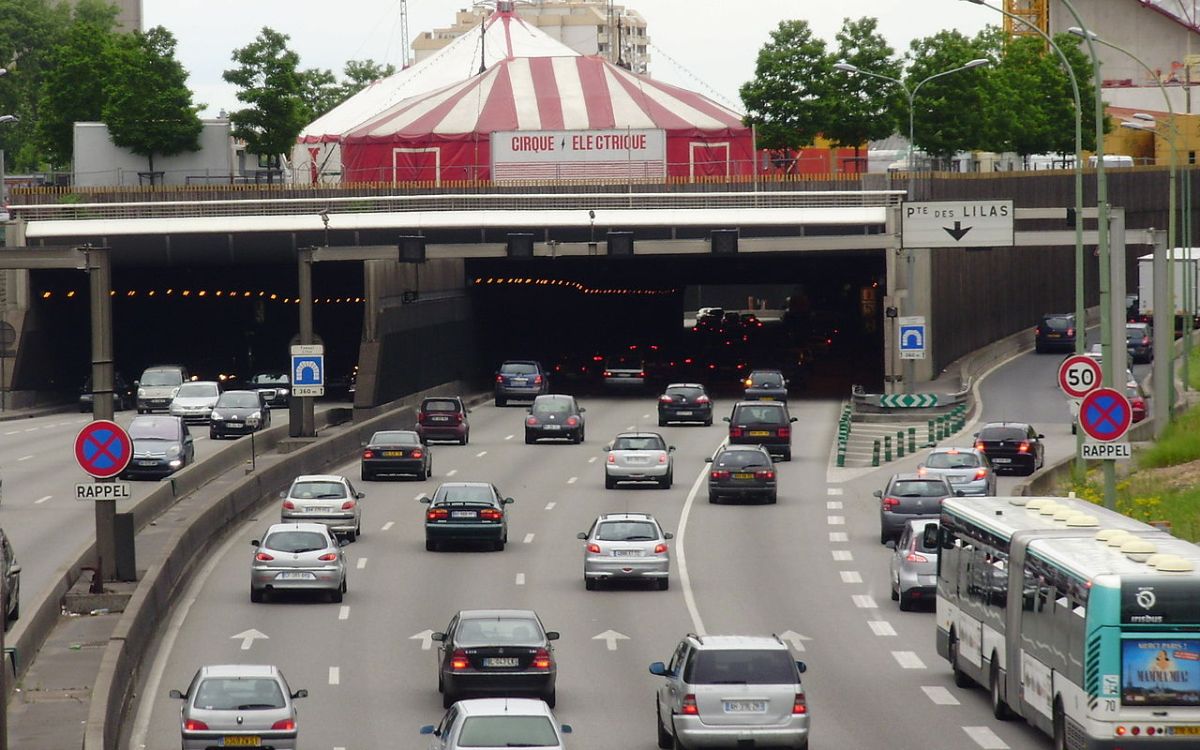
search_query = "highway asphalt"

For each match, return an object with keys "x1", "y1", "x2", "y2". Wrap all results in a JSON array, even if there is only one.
[{"x1": 126, "y1": 341, "x2": 1133, "y2": 750}]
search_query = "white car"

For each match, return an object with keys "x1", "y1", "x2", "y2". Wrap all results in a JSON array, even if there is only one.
[
  {"x1": 420, "y1": 698, "x2": 572, "y2": 750},
  {"x1": 604, "y1": 432, "x2": 673, "y2": 489},
  {"x1": 169, "y1": 380, "x2": 221, "y2": 423},
  {"x1": 280, "y1": 474, "x2": 364, "y2": 541}
]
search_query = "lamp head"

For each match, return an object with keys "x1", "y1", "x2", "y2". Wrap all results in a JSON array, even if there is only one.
[
  {"x1": 964, "y1": 58, "x2": 990, "y2": 70},
  {"x1": 1132, "y1": 112, "x2": 1155, "y2": 122},
  {"x1": 1066, "y1": 26, "x2": 1096, "y2": 40},
  {"x1": 0, "y1": 115, "x2": 18, "y2": 125},
  {"x1": 833, "y1": 62, "x2": 859, "y2": 73}
]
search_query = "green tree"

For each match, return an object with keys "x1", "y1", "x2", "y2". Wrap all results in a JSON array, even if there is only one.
[
  {"x1": 36, "y1": 0, "x2": 121, "y2": 166},
  {"x1": 101, "y1": 26, "x2": 203, "y2": 178},
  {"x1": 1046, "y1": 32, "x2": 1106, "y2": 156},
  {"x1": 299, "y1": 67, "x2": 339, "y2": 120},
  {"x1": 0, "y1": 0, "x2": 74, "y2": 171},
  {"x1": 739, "y1": 20, "x2": 833, "y2": 165},
  {"x1": 987, "y1": 36, "x2": 1055, "y2": 158},
  {"x1": 223, "y1": 27, "x2": 307, "y2": 173},
  {"x1": 340, "y1": 59, "x2": 396, "y2": 98},
  {"x1": 904, "y1": 28, "x2": 995, "y2": 162},
  {"x1": 825, "y1": 17, "x2": 901, "y2": 170}
]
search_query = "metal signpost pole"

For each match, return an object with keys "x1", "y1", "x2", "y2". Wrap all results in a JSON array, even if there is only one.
[
  {"x1": 1153, "y1": 229, "x2": 1172, "y2": 435},
  {"x1": 87, "y1": 248, "x2": 118, "y2": 579},
  {"x1": 298, "y1": 248, "x2": 315, "y2": 438}
]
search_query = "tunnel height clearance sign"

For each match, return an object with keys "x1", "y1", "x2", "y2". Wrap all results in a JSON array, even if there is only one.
[{"x1": 492, "y1": 129, "x2": 666, "y2": 181}]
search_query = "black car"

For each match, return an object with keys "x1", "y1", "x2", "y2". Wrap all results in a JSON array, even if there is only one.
[
  {"x1": 1034, "y1": 313, "x2": 1076, "y2": 353},
  {"x1": 361, "y1": 429, "x2": 430, "y2": 481},
  {"x1": 724, "y1": 400, "x2": 797, "y2": 461},
  {"x1": 415, "y1": 396, "x2": 470, "y2": 445},
  {"x1": 432, "y1": 608, "x2": 558, "y2": 708},
  {"x1": 525, "y1": 395, "x2": 585, "y2": 444},
  {"x1": 249, "y1": 372, "x2": 290, "y2": 408},
  {"x1": 657, "y1": 382, "x2": 713, "y2": 426},
  {"x1": 209, "y1": 390, "x2": 271, "y2": 439},
  {"x1": 874, "y1": 473, "x2": 956, "y2": 543},
  {"x1": 494, "y1": 360, "x2": 549, "y2": 407},
  {"x1": 706, "y1": 445, "x2": 777, "y2": 504},
  {"x1": 1126, "y1": 322, "x2": 1154, "y2": 363},
  {"x1": 421, "y1": 482, "x2": 512, "y2": 551},
  {"x1": 974, "y1": 422, "x2": 1045, "y2": 475},
  {"x1": 743, "y1": 369, "x2": 788, "y2": 402},
  {"x1": 122, "y1": 415, "x2": 195, "y2": 479},
  {"x1": 78, "y1": 372, "x2": 135, "y2": 412}
]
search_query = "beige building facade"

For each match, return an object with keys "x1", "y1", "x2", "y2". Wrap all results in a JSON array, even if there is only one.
[
  {"x1": 414, "y1": 0, "x2": 650, "y2": 74},
  {"x1": 65, "y1": 0, "x2": 141, "y2": 32}
]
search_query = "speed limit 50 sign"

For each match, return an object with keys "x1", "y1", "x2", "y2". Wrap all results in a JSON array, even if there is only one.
[{"x1": 1058, "y1": 355, "x2": 1103, "y2": 399}]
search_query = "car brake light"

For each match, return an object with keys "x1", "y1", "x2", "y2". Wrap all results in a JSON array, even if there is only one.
[
  {"x1": 658, "y1": 454, "x2": 668, "y2": 464},
  {"x1": 654, "y1": 543, "x2": 668, "y2": 554},
  {"x1": 341, "y1": 500, "x2": 356, "y2": 510},
  {"x1": 607, "y1": 453, "x2": 616, "y2": 464},
  {"x1": 696, "y1": 395, "x2": 709, "y2": 404},
  {"x1": 534, "y1": 375, "x2": 543, "y2": 385},
  {"x1": 744, "y1": 379, "x2": 753, "y2": 387},
  {"x1": 778, "y1": 427, "x2": 791, "y2": 439},
  {"x1": 1035, "y1": 327, "x2": 1042, "y2": 336},
  {"x1": 254, "y1": 552, "x2": 274, "y2": 561},
  {"x1": 362, "y1": 449, "x2": 375, "y2": 459},
  {"x1": 416, "y1": 412, "x2": 425, "y2": 422},
  {"x1": 755, "y1": 470, "x2": 775, "y2": 480},
  {"x1": 410, "y1": 450, "x2": 423, "y2": 459},
  {"x1": 427, "y1": 508, "x2": 449, "y2": 521},
  {"x1": 1143, "y1": 336, "x2": 1151, "y2": 345},
  {"x1": 659, "y1": 394, "x2": 674, "y2": 403},
  {"x1": 905, "y1": 552, "x2": 928, "y2": 563},
  {"x1": 593, "y1": 355, "x2": 604, "y2": 361},
  {"x1": 916, "y1": 466, "x2": 927, "y2": 476},
  {"x1": 566, "y1": 416, "x2": 579, "y2": 426},
  {"x1": 1067, "y1": 327, "x2": 1075, "y2": 337},
  {"x1": 282, "y1": 500, "x2": 295, "y2": 510},
  {"x1": 526, "y1": 416, "x2": 539, "y2": 426},
  {"x1": 973, "y1": 468, "x2": 988, "y2": 480},
  {"x1": 587, "y1": 543, "x2": 601, "y2": 553},
  {"x1": 1017, "y1": 442, "x2": 1030, "y2": 453},
  {"x1": 183, "y1": 719, "x2": 209, "y2": 731},
  {"x1": 532, "y1": 648, "x2": 553, "y2": 670},
  {"x1": 882, "y1": 496, "x2": 900, "y2": 510},
  {"x1": 451, "y1": 650, "x2": 470, "y2": 670},
  {"x1": 793, "y1": 693, "x2": 807, "y2": 715},
  {"x1": 730, "y1": 427, "x2": 743, "y2": 438},
  {"x1": 639, "y1": 371, "x2": 647, "y2": 378},
  {"x1": 317, "y1": 552, "x2": 338, "y2": 561},
  {"x1": 495, "y1": 375, "x2": 504, "y2": 383},
  {"x1": 479, "y1": 508, "x2": 503, "y2": 520},
  {"x1": 271, "y1": 719, "x2": 296, "y2": 731},
  {"x1": 684, "y1": 358, "x2": 693, "y2": 364},
  {"x1": 711, "y1": 470, "x2": 730, "y2": 480},
  {"x1": 603, "y1": 370, "x2": 612, "y2": 377},
  {"x1": 681, "y1": 694, "x2": 699, "y2": 715},
  {"x1": 975, "y1": 441, "x2": 986, "y2": 451}
]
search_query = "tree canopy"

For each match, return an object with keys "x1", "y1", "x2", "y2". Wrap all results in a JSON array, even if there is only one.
[
  {"x1": 739, "y1": 19, "x2": 834, "y2": 153},
  {"x1": 223, "y1": 27, "x2": 309, "y2": 168}
]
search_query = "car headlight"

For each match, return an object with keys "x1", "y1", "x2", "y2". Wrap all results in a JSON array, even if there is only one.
[
  {"x1": 138, "y1": 388, "x2": 146, "y2": 398},
  {"x1": 167, "y1": 446, "x2": 181, "y2": 457},
  {"x1": 248, "y1": 411, "x2": 262, "y2": 424},
  {"x1": 210, "y1": 411, "x2": 224, "y2": 421},
  {"x1": 170, "y1": 387, "x2": 180, "y2": 398}
]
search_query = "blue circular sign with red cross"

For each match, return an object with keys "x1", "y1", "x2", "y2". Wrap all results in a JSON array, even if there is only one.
[
  {"x1": 1079, "y1": 387, "x2": 1132, "y2": 442},
  {"x1": 74, "y1": 419, "x2": 132, "y2": 479}
]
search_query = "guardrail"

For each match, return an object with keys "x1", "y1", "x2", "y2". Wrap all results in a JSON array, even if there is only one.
[{"x1": 850, "y1": 382, "x2": 971, "y2": 412}]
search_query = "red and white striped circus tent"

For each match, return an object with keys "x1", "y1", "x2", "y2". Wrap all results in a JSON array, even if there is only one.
[
  {"x1": 340, "y1": 55, "x2": 754, "y2": 184},
  {"x1": 292, "y1": 5, "x2": 579, "y2": 183}
]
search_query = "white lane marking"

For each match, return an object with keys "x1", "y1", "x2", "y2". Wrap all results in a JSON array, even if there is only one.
[
  {"x1": 544, "y1": 502, "x2": 556, "y2": 510},
  {"x1": 2, "y1": 431, "x2": 16, "y2": 436},
  {"x1": 129, "y1": 513, "x2": 251, "y2": 748},
  {"x1": 892, "y1": 651, "x2": 926, "y2": 669},
  {"x1": 446, "y1": 469, "x2": 458, "y2": 477},
  {"x1": 840, "y1": 571, "x2": 863, "y2": 584},
  {"x1": 22, "y1": 428, "x2": 36, "y2": 433},
  {"x1": 338, "y1": 606, "x2": 350, "y2": 621},
  {"x1": 356, "y1": 558, "x2": 367, "y2": 570},
  {"x1": 515, "y1": 573, "x2": 526, "y2": 586},
  {"x1": 827, "y1": 515, "x2": 845, "y2": 525},
  {"x1": 328, "y1": 667, "x2": 340, "y2": 685},
  {"x1": 868, "y1": 620, "x2": 897, "y2": 637},
  {"x1": 827, "y1": 487, "x2": 844, "y2": 496},
  {"x1": 922, "y1": 686, "x2": 960, "y2": 705},
  {"x1": 35, "y1": 495, "x2": 52, "y2": 505},
  {"x1": 413, "y1": 493, "x2": 426, "y2": 501},
  {"x1": 963, "y1": 726, "x2": 1009, "y2": 749},
  {"x1": 832, "y1": 550, "x2": 853, "y2": 561},
  {"x1": 381, "y1": 521, "x2": 395, "y2": 531},
  {"x1": 852, "y1": 594, "x2": 878, "y2": 609},
  {"x1": 676, "y1": 438, "x2": 726, "y2": 636},
  {"x1": 627, "y1": 424, "x2": 636, "y2": 430},
  {"x1": 505, "y1": 435, "x2": 514, "y2": 441},
  {"x1": 828, "y1": 532, "x2": 848, "y2": 542},
  {"x1": 523, "y1": 533, "x2": 535, "y2": 544},
  {"x1": 17, "y1": 455, "x2": 32, "y2": 462},
  {"x1": 567, "y1": 476, "x2": 578, "y2": 484},
  {"x1": 588, "y1": 456, "x2": 598, "y2": 464},
  {"x1": 476, "y1": 450, "x2": 488, "y2": 458},
  {"x1": 826, "y1": 501, "x2": 843, "y2": 510},
  {"x1": 642, "y1": 413, "x2": 651, "y2": 419}
]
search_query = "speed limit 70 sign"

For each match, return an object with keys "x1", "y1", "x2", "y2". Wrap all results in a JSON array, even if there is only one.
[{"x1": 1058, "y1": 355, "x2": 1103, "y2": 399}]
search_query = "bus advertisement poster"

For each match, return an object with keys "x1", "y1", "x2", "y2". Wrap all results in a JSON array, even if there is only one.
[{"x1": 1121, "y1": 639, "x2": 1200, "y2": 707}]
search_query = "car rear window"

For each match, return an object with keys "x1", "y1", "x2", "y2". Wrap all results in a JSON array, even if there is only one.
[
  {"x1": 666, "y1": 387, "x2": 705, "y2": 399},
  {"x1": 435, "y1": 485, "x2": 496, "y2": 504},
  {"x1": 1126, "y1": 327, "x2": 1148, "y2": 340},
  {"x1": 457, "y1": 716, "x2": 559, "y2": 747},
  {"x1": 290, "y1": 481, "x2": 347, "y2": 499},
  {"x1": 454, "y1": 617, "x2": 543, "y2": 646},
  {"x1": 370, "y1": 431, "x2": 419, "y2": 445},
  {"x1": 889, "y1": 480, "x2": 950, "y2": 497},
  {"x1": 500, "y1": 363, "x2": 538, "y2": 375},
  {"x1": 176, "y1": 383, "x2": 218, "y2": 398},
  {"x1": 252, "y1": 373, "x2": 289, "y2": 385},
  {"x1": 734, "y1": 405, "x2": 786, "y2": 424},
  {"x1": 686, "y1": 649, "x2": 796, "y2": 685},
  {"x1": 613, "y1": 435, "x2": 665, "y2": 451},
  {"x1": 715, "y1": 450, "x2": 770, "y2": 469},
  {"x1": 193, "y1": 678, "x2": 285, "y2": 711},
  {"x1": 1043, "y1": 317, "x2": 1072, "y2": 330},
  {"x1": 423, "y1": 399, "x2": 460, "y2": 412},
  {"x1": 263, "y1": 531, "x2": 328, "y2": 553},
  {"x1": 980, "y1": 427, "x2": 1027, "y2": 441},
  {"x1": 532, "y1": 399, "x2": 572, "y2": 416},
  {"x1": 924, "y1": 452, "x2": 981, "y2": 469},
  {"x1": 748, "y1": 372, "x2": 783, "y2": 387},
  {"x1": 596, "y1": 521, "x2": 659, "y2": 541}
]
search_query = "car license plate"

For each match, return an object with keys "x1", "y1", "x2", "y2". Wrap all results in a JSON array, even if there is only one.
[
  {"x1": 432, "y1": 416, "x2": 449, "y2": 422},
  {"x1": 612, "y1": 549, "x2": 642, "y2": 557},
  {"x1": 512, "y1": 378, "x2": 527, "y2": 385},
  {"x1": 676, "y1": 410, "x2": 693, "y2": 416},
  {"x1": 303, "y1": 506, "x2": 322, "y2": 513},
  {"x1": 544, "y1": 424, "x2": 561, "y2": 430},
  {"x1": 760, "y1": 396, "x2": 775, "y2": 400},
  {"x1": 992, "y1": 458, "x2": 1012, "y2": 464},
  {"x1": 1047, "y1": 333, "x2": 1061, "y2": 338},
  {"x1": 137, "y1": 460, "x2": 158, "y2": 467},
  {"x1": 949, "y1": 476, "x2": 968, "y2": 483},
  {"x1": 382, "y1": 451, "x2": 405, "y2": 457},
  {"x1": 733, "y1": 472, "x2": 755, "y2": 480},
  {"x1": 228, "y1": 422, "x2": 243, "y2": 428},
  {"x1": 275, "y1": 572, "x2": 316, "y2": 581},
  {"x1": 723, "y1": 700, "x2": 766, "y2": 713},
  {"x1": 1172, "y1": 727, "x2": 1200, "y2": 735},
  {"x1": 483, "y1": 657, "x2": 519, "y2": 668},
  {"x1": 749, "y1": 430, "x2": 771, "y2": 437},
  {"x1": 222, "y1": 737, "x2": 261, "y2": 747},
  {"x1": 452, "y1": 511, "x2": 476, "y2": 518}
]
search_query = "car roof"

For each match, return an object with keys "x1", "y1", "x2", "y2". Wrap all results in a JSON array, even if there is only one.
[
  {"x1": 719, "y1": 444, "x2": 770, "y2": 453},
  {"x1": 218, "y1": 389, "x2": 258, "y2": 397},
  {"x1": 264, "y1": 522, "x2": 332, "y2": 535},
  {"x1": 292, "y1": 474, "x2": 347, "y2": 483},
  {"x1": 665, "y1": 383, "x2": 705, "y2": 389},
  {"x1": 686, "y1": 634, "x2": 790, "y2": 651},
  {"x1": 371, "y1": 429, "x2": 419, "y2": 439},
  {"x1": 890, "y1": 472, "x2": 940, "y2": 482},
  {"x1": 458, "y1": 608, "x2": 539, "y2": 620},
  {"x1": 198, "y1": 664, "x2": 280, "y2": 679},
  {"x1": 614, "y1": 432, "x2": 664, "y2": 440},
  {"x1": 131, "y1": 414, "x2": 179, "y2": 424},
  {"x1": 500, "y1": 360, "x2": 541, "y2": 366},
  {"x1": 437, "y1": 482, "x2": 491, "y2": 489},
  {"x1": 422, "y1": 395, "x2": 463, "y2": 402},
  {"x1": 748, "y1": 369, "x2": 783, "y2": 374},
  {"x1": 1040, "y1": 313, "x2": 1074, "y2": 319},
  {"x1": 596, "y1": 512, "x2": 658, "y2": 523},
  {"x1": 927, "y1": 446, "x2": 985, "y2": 456},
  {"x1": 979, "y1": 422, "x2": 1031, "y2": 430},
  {"x1": 455, "y1": 697, "x2": 555, "y2": 718},
  {"x1": 179, "y1": 380, "x2": 219, "y2": 388},
  {"x1": 733, "y1": 400, "x2": 786, "y2": 407}
]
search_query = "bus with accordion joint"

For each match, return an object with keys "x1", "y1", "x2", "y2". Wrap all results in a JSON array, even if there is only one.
[{"x1": 936, "y1": 495, "x2": 1200, "y2": 749}]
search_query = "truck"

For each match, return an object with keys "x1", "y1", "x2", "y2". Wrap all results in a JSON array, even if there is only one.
[{"x1": 1135, "y1": 248, "x2": 1200, "y2": 329}]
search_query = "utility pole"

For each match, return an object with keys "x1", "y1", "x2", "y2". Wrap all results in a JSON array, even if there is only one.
[{"x1": 399, "y1": 0, "x2": 410, "y2": 68}]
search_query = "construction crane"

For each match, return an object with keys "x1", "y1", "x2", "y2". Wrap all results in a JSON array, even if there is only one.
[
  {"x1": 400, "y1": 0, "x2": 411, "y2": 68},
  {"x1": 1003, "y1": 0, "x2": 1049, "y2": 40}
]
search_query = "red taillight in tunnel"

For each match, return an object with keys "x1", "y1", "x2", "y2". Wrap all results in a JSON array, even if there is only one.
[
  {"x1": 730, "y1": 427, "x2": 744, "y2": 438},
  {"x1": 905, "y1": 552, "x2": 928, "y2": 563},
  {"x1": 479, "y1": 508, "x2": 503, "y2": 520},
  {"x1": 454, "y1": 412, "x2": 464, "y2": 423},
  {"x1": 1017, "y1": 442, "x2": 1030, "y2": 453},
  {"x1": 282, "y1": 500, "x2": 295, "y2": 510},
  {"x1": 317, "y1": 552, "x2": 337, "y2": 561},
  {"x1": 755, "y1": 470, "x2": 775, "y2": 480},
  {"x1": 710, "y1": 470, "x2": 730, "y2": 480},
  {"x1": 533, "y1": 375, "x2": 543, "y2": 385},
  {"x1": 362, "y1": 450, "x2": 375, "y2": 460},
  {"x1": 1143, "y1": 337, "x2": 1151, "y2": 346},
  {"x1": 341, "y1": 500, "x2": 356, "y2": 510},
  {"x1": 451, "y1": 650, "x2": 470, "y2": 670},
  {"x1": 607, "y1": 454, "x2": 616, "y2": 464},
  {"x1": 696, "y1": 395, "x2": 710, "y2": 404},
  {"x1": 974, "y1": 468, "x2": 988, "y2": 480},
  {"x1": 495, "y1": 375, "x2": 504, "y2": 383},
  {"x1": 427, "y1": 508, "x2": 449, "y2": 521},
  {"x1": 526, "y1": 416, "x2": 539, "y2": 427},
  {"x1": 183, "y1": 719, "x2": 209, "y2": 731},
  {"x1": 586, "y1": 543, "x2": 601, "y2": 553},
  {"x1": 532, "y1": 648, "x2": 553, "y2": 670},
  {"x1": 778, "y1": 427, "x2": 791, "y2": 439},
  {"x1": 659, "y1": 395, "x2": 674, "y2": 403},
  {"x1": 793, "y1": 693, "x2": 807, "y2": 715},
  {"x1": 416, "y1": 412, "x2": 425, "y2": 422},
  {"x1": 566, "y1": 416, "x2": 579, "y2": 427},
  {"x1": 254, "y1": 552, "x2": 274, "y2": 562},
  {"x1": 975, "y1": 442, "x2": 986, "y2": 451},
  {"x1": 658, "y1": 454, "x2": 668, "y2": 464},
  {"x1": 881, "y1": 497, "x2": 900, "y2": 510},
  {"x1": 654, "y1": 543, "x2": 668, "y2": 554},
  {"x1": 1067, "y1": 327, "x2": 1075, "y2": 337},
  {"x1": 271, "y1": 719, "x2": 296, "y2": 731},
  {"x1": 410, "y1": 450, "x2": 423, "y2": 459}
]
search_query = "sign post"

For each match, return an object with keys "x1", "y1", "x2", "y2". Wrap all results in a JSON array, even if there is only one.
[
  {"x1": 74, "y1": 419, "x2": 132, "y2": 581},
  {"x1": 1078, "y1": 387, "x2": 1133, "y2": 461}
]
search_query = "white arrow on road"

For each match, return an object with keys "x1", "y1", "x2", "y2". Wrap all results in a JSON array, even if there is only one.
[
  {"x1": 231, "y1": 629, "x2": 268, "y2": 651},
  {"x1": 592, "y1": 630, "x2": 630, "y2": 651},
  {"x1": 410, "y1": 629, "x2": 436, "y2": 650},
  {"x1": 778, "y1": 630, "x2": 812, "y2": 652}
]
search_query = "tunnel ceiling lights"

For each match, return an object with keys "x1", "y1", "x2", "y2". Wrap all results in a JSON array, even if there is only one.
[
  {"x1": 470, "y1": 276, "x2": 677, "y2": 296},
  {"x1": 38, "y1": 290, "x2": 365, "y2": 303}
]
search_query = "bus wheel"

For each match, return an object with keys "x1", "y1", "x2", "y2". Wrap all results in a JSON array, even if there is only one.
[
  {"x1": 1052, "y1": 698, "x2": 1067, "y2": 750},
  {"x1": 990, "y1": 658, "x2": 1011, "y2": 720},
  {"x1": 950, "y1": 633, "x2": 973, "y2": 689}
]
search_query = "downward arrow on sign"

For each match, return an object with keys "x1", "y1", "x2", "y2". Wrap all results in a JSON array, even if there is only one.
[{"x1": 943, "y1": 221, "x2": 972, "y2": 241}]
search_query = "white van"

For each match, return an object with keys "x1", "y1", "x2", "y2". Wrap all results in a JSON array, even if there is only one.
[{"x1": 1087, "y1": 154, "x2": 1135, "y2": 168}]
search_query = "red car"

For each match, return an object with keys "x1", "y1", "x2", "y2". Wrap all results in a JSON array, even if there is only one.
[{"x1": 415, "y1": 396, "x2": 470, "y2": 445}]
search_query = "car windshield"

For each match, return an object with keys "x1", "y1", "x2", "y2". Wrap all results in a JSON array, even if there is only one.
[
  {"x1": 128, "y1": 418, "x2": 178, "y2": 440},
  {"x1": 141, "y1": 370, "x2": 182, "y2": 387},
  {"x1": 455, "y1": 617, "x2": 543, "y2": 646},
  {"x1": 290, "y1": 481, "x2": 347, "y2": 499},
  {"x1": 193, "y1": 678, "x2": 285, "y2": 711},
  {"x1": 612, "y1": 436, "x2": 665, "y2": 451},
  {"x1": 532, "y1": 399, "x2": 573, "y2": 417},
  {"x1": 736, "y1": 405, "x2": 785, "y2": 424},
  {"x1": 436, "y1": 485, "x2": 496, "y2": 504},
  {"x1": 371, "y1": 431, "x2": 419, "y2": 445},
  {"x1": 890, "y1": 480, "x2": 950, "y2": 497},
  {"x1": 252, "y1": 374, "x2": 288, "y2": 385},
  {"x1": 423, "y1": 399, "x2": 460, "y2": 413},
  {"x1": 715, "y1": 451, "x2": 769, "y2": 469},
  {"x1": 456, "y1": 716, "x2": 559, "y2": 747},
  {"x1": 216, "y1": 392, "x2": 259, "y2": 409},
  {"x1": 980, "y1": 427, "x2": 1028, "y2": 441},
  {"x1": 176, "y1": 383, "x2": 218, "y2": 398},
  {"x1": 748, "y1": 372, "x2": 783, "y2": 387},
  {"x1": 686, "y1": 649, "x2": 796, "y2": 685},
  {"x1": 263, "y1": 531, "x2": 328, "y2": 553},
  {"x1": 665, "y1": 387, "x2": 704, "y2": 399},
  {"x1": 925, "y1": 452, "x2": 981, "y2": 469},
  {"x1": 501, "y1": 363, "x2": 538, "y2": 375},
  {"x1": 596, "y1": 521, "x2": 659, "y2": 541}
]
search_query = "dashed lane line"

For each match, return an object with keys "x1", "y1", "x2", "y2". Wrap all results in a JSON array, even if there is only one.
[
  {"x1": 963, "y1": 727, "x2": 1009, "y2": 749},
  {"x1": 827, "y1": 515, "x2": 845, "y2": 525},
  {"x1": 17, "y1": 455, "x2": 32, "y2": 462},
  {"x1": 868, "y1": 621, "x2": 897, "y2": 637},
  {"x1": 567, "y1": 477, "x2": 578, "y2": 484},
  {"x1": 852, "y1": 594, "x2": 878, "y2": 609},
  {"x1": 515, "y1": 573, "x2": 526, "y2": 586},
  {"x1": 544, "y1": 502, "x2": 556, "y2": 510},
  {"x1": 413, "y1": 493, "x2": 425, "y2": 501},
  {"x1": 828, "y1": 532, "x2": 848, "y2": 543},
  {"x1": 825, "y1": 501, "x2": 843, "y2": 510},
  {"x1": 35, "y1": 495, "x2": 52, "y2": 505},
  {"x1": 505, "y1": 435, "x2": 514, "y2": 441},
  {"x1": 523, "y1": 533, "x2": 535, "y2": 544},
  {"x1": 891, "y1": 651, "x2": 926, "y2": 669},
  {"x1": 381, "y1": 521, "x2": 395, "y2": 531},
  {"x1": 832, "y1": 550, "x2": 853, "y2": 561},
  {"x1": 476, "y1": 450, "x2": 488, "y2": 458},
  {"x1": 338, "y1": 606, "x2": 350, "y2": 621},
  {"x1": 328, "y1": 667, "x2": 340, "y2": 685},
  {"x1": 839, "y1": 571, "x2": 863, "y2": 584},
  {"x1": 356, "y1": 558, "x2": 367, "y2": 570},
  {"x1": 827, "y1": 487, "x2": 844, "y2": 496},
  {"x1": 446, "y1": 469, "x2": 458, "y2": 477},
  {"x1": 921, "y1": 686, "x2": 960, "y2": 705},
  {"x1": 3, "y1": 431, "x2": 16, "y2": 436},
  {"x1": 588, "y1": 456, "x2": 598, "y2": 464}
]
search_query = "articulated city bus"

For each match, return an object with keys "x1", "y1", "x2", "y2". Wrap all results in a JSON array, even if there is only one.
[{"x1": 936, "y1": 495, "x2": 1200, "y2": 749}]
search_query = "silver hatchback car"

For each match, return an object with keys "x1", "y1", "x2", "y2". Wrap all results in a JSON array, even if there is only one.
[
  {"x1": 170, "y1": 664, "x2": 307, "y2": 750},
  {"x1": 604, "y1": 432, "x2": 674, "y2": 489},
  {"x1": 888, "y1": 518, "x2": 940, "y2": 611},
  {"x1": 917, "y1": 447, "x2": 996, "y2": 496},
  {"x1": 280, "y1": 474, "x2": 364, "y2": 541},
  {"x1": 578, "y1": 513, "x2": 672, "y2": 590},
  {"x1": 250, "y1": 522, "x2": 348, "y2": 603}
]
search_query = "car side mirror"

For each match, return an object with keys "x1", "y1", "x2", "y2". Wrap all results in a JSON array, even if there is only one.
[
  {"x1": 1037, "y1": 434, "x2": 1044, "y2": 439},
  {"x1": 576, "y1": 532, "x2": 588, "y2": 540},
  {"x1": 885, "y1": 540, "x2": 897, "y2": 550},
  {"x1": 292, "y1": 689, "x2": 308, "y2": 699},
  {"x1": 916, "y1": 464, "x2": 925, "y2": 470},
  {"x1": 604, "y1": 445, "x2": 612, "y2": 452},
  {"x1": 648, "y1": 661, "x2": 668, "y2": 676},
  {"x1": 790, "y1": 417, "x2": 798, "y2": 423},
  {"x1": 8, "y1": 564, "x2": 18, "y2": 575},
  {"x1": 956, "y1": 490, "x2": 966, "y2": 497},
  {"x1": 561, "y1": 724, "x2": 573, "y2": 734},
  {"x1": 503, "y1": 497, "x2": 514, "y2": 504},
  {"x1": 133, "y1": 380, "x2": 139, "y2": 388},
  {"x1": 420, "y1": 497, "x2": 432, "y2": 504},
  {"x1": 545, "y1": 631, "x2": 560, "y2": 641},
  {"x1": 722, "y1": 416, "x2": 731, "y2": 422},
  {"x1": 169, "y1": 689, "x2": 184, "y2": 699},
  {"x1": 872, "y1": 490, "x2": 883, "y2": 498},
  {"x1": 704, "y1": 457, "x2": 713, "y2": 463},
  {"x1": 579, "y1": 407, "x2": 586, "y2": 413},
  {"x1": 663, "y1": 532, "x2": 673, "y2": 540},
  {"x1": 526, "y1": 408, "x2": 533, "y2": 414},
  {"x1": 339, "y1": 538, "x2": 350, "y2": 547},
  {"x1": 250, "y1": 539, "x2": 260, "y2": 547},
  {"x1": 278, "y1": 491, "x2": 287, "y2": 499},
  {"x1": 795, "y1": 660, "x2": 807, "y2": 674},
  {"x1": 973, "y1": 432, "x2": 979, "y2": 438},
  {"x1": 668, "y1": 446, "x2": 676, "y2": 452},
  {"x1": 431, "y1": 632, "x2": 445, "y2": 642},
  {"x1": 356, "y1": 491, "x2": 365, "y2": 499},
  {"x1": 360, "y1": 441, "x2": 367, "y2": 448},
  {"x1": 419, "y1": 725, "x2": 436, "y2": 736}
]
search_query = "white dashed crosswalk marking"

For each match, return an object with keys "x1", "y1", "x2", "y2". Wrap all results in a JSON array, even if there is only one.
[
  {"x1": 868, "y1": 621, "x2": 897, "y2": 637},
  {"x1": 891, "y1": 651, "x2": 926, "y2": 669},
  {"x1": 921, "y1": 686, "x2": 959, "y2": 705},
  {"x1": 963, "y1": 727, "x2": 1008, "y2": 749}
]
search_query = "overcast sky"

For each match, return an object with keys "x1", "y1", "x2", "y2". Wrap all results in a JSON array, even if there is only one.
[{"x1": 145, "y1": 0, "x2": 996, "y2": 117}]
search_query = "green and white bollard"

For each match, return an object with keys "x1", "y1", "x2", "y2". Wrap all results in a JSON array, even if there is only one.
[
  {"x1": 872, "y1": 439, "x2": 881, "y2": 467},
  {"x1": 896, "y1": 430, "x2": 905, "y2": 458},
  {"x1": 908, "y1": 427, "x2": 916, "y2": 454}
]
